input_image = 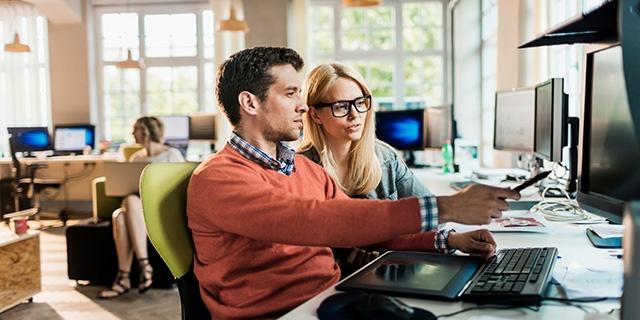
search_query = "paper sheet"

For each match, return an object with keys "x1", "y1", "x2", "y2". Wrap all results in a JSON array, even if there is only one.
[
  {"x1": 447, "y1": 210, "x2": 547, "y2": 233},
  {"x1": 588, "y1": 224, "x2": 625, "y2": 239},
  {"x1": 553, "y1": 260, "x2": 623, "y2": 299}
]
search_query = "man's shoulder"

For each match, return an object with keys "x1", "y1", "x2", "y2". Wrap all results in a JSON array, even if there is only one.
[{"x1": 193, "y1": 146, "x2": 259, "y2": 177}]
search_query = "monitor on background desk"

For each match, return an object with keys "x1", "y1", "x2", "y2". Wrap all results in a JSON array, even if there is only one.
[
  {"x1": 577, "y1": 44, "x2": 640, "y2": 224},
  {"x1": 425, "y1": 105, "x2": 453, "y2": 149},
  {"x1": 7, "y1": 127, "x2": 52, "y2": 155},
  {"x1": 158, "y1": 115, "x2": 190, "y2": 152},
  {"x1": 534, "y1": 78, "x2": 568, "y2": 163},
  {"x1": 494, "y1": 88, "x2": 535, "y2": 152},
  {"x1": 376, "y1": 109, "x2": 427, "y2": 167},
  {"x1": 53, "y1": 124, "x2": 95, "y2": 154}
]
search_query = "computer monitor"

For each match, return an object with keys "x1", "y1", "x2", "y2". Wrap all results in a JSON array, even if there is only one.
[
  {"x1": 577, "y1": 44, "x2": 640, "y2": 223},
  {"x1": 493, "y1": 88, "x2": 535, "y2": 152},
  {"x1": 533, "y1": 78, "x2": 568, "y2": 162},
  {"x1": 376, "y1": 109, "x2": 427, "y2": 151},
  {"x1": 53, "y1": 124, "x2": 95, "y2": 153},
  {"x1": 7, "y1": 127, "x2": 52, "y2": 154},
  {"x1": 158, "y1": 115, "x2": 190, "y2": 147},
  {"x1": 425, "y1": 105, "x2": 453, "y2": 149}
]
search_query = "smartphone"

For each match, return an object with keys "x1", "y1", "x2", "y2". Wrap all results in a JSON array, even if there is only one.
[{"x1": 512, "y1": 171, "x2": 551, "y2": 192}]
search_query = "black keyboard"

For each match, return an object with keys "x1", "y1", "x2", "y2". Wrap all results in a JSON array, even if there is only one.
[{"x1": 462, "y1": 247, "x2": 558, "y2": 306}]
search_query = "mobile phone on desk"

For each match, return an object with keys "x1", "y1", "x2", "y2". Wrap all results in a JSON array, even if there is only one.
[{"x1": 512, "y1": 171, "x2": 551, "y2": 192}]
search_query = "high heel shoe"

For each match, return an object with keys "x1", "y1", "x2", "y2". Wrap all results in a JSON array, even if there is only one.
[
  {"x1": 138, "y1": 258, "x2": 153, "y2": 294},
  {"x1": 98, "y1": 271, "x2": 131, "y2": 299}
]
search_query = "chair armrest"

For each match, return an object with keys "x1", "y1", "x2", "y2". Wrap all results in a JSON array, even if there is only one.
[{"x1": 92, "y1": 177, "x2": 123, "y2": 223}]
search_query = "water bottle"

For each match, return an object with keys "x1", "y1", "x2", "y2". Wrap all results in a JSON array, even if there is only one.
[{"x1": 442, "y1": 140, "x2": 454, "y2": 173}]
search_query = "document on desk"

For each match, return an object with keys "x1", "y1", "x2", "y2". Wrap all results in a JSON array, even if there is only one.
[
  {"x1": 553, "y1": 260, "x2": 623, "y2": 299},
  {"x1": 589, "y1": 224, "x2": 625, "y2": 239},
  {"x1": 446, "y1": 211, "x2": 547, "y2": 233}
]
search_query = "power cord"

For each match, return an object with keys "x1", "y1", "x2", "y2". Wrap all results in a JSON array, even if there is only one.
[{"x1": 530, "y1": 188, "x2": 598, "y2": 222}]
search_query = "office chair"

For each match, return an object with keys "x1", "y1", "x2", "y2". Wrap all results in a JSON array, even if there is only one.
[
  {"x1": 7, "y1": 136, "x2": 64, "y2": 225},
  {"x1": 140, "y1": 162, "x2": 210, "y2": 320}
]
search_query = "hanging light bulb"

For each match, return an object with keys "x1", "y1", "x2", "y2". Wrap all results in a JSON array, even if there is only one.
[
  {"x1": 116, "y1": 49, "x2": 142, "y2": 69},
  {"x1": 218, "y1": 4, "x2": 249, "y2": 32},
  {"x1": 342, "y1": 0, "x2": 382, "y2": 7},
  {"x1": 4, "y1": 32, "x2": 30, "y2": 53}
]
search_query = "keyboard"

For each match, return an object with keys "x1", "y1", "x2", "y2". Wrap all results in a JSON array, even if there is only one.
[{"x1": 463, "y1": 247, "x2": 558, "y2": 305}]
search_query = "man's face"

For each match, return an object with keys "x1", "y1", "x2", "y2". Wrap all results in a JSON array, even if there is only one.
[{"x1": 256, "y1": 64, "x2": 309, "y2": 142}]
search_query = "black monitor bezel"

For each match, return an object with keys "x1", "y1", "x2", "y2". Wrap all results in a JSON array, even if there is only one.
[
  {"x1": 53, "y1": 124, "x2": 96, "y2": 152},
  {"x1": 533, "y1": 78, "x2": 568, "y2": 162},
  {"x1": 375, "y1": 109, "x2": 428, "y2": 151},
  {"x1": 7, "y1": 126, "x2": 52, "y2": 153},
  {"x1": 493, "y1": 87, "x2": 535, "y2": 153},
  {"x1": 576, "y1": 43, "x2": 628, "y2": 223}
]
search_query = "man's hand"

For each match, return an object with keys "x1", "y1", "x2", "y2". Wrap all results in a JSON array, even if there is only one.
[
  {"x1": 448, "y1": 229, "x2": 496, "y2": 259},
  {"x1": 437, "y1": 184, "x2": 520, "y2": 225}
]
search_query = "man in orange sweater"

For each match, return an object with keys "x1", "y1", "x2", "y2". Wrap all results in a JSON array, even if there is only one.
[{"x1": 187, "y1": 47, "x2": 520, "y2": 320}]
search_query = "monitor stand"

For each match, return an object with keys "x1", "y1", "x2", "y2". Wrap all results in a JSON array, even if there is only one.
[{"x1": 403, "y1": 151, "x2": 432, "y2": 168}]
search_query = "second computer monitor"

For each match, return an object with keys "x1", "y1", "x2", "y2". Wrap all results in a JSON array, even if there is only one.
[
  {"x1": 534, "y1": 78, "x2": 568, "y2": 162},
  {"x1": 376, "y1": 109, "x2": 427, "y2": 151},
  {"x1": 7, "y1": 127, "x2": 52, "y2": 154},
  {"x1": 493, "y1": 88, "x2": 535, "y2": 152},
  {"x1": 54, "y1": 124, "x2": 95, "y2": 153},
  {"x1": 158, "y1": 115, "x2": 190, "y2": 147}
]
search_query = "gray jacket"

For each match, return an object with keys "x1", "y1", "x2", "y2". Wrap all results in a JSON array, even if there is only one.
[{"x1": 299, "y1": 140, "x2": 432, "y2": 199}]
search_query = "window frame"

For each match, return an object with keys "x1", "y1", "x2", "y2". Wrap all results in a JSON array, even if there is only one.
[
  {"x1": 308, "y1": 0, "x2": 448, "y2": 110},
  {"x1": 93, "y1": 3, "x2": 214, "y2": 142}
]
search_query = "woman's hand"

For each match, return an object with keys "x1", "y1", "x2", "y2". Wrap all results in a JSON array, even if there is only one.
[{"x1": 448, "y1": 229, "x2": 496, "y2": 259}]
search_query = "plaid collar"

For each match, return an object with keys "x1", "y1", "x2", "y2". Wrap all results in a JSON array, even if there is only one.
[{"x1": 228, "y1": 132, "x2": 296, "y2": 176}]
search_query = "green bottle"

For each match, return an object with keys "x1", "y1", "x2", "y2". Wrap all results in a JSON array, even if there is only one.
[{"x1": 442, "y1": 140, "x2": 454, "y2": 173}]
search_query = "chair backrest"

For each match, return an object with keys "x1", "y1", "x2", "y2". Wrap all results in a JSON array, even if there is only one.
[
  {"x1": 140, "y1": 162, "x2": 198, "y2": 278},
  {"x1": 121, "y1": 143, "x2": 144, "y2": 161}
]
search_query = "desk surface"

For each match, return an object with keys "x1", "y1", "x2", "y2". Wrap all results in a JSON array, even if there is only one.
[{"x1": 280, "y1": 168, "x2": 621, "y2": 319}]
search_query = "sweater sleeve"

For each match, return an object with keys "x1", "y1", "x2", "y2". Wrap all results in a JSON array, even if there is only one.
[{"x1": 187, "y1": 161, "x2": 423, "y2": 248}]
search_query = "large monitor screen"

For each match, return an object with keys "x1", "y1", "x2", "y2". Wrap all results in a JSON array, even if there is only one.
[
  {"x1": 158, "y1": 115, "x2": 190, "y2": 141},
  {"x1": 376, "y1": 109, "x2": 426, "y2": 151},
  {"x1": 534, "y1": 78, "x2": 567, "y2": 162},
  {"x1": 54, "y1": 124, "x2": 95, "y2": 152},
  {"x1": 7, "y1": 127, "x2": 52, "y2": 153},
  {"x1": 494, "y1": 88, "x2": 535, "y2": 152},
  {"x1": 584, "y1": 46, "x2": 640, "y2": 207}
]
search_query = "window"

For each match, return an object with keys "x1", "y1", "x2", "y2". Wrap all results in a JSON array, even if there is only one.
[
  {"x1": 308, "y1": 0, "x2": 447, "y2": 110},
  {"x1": 480, "y1": 0, "x2": 498, "y2": 166},
  {"x1": 0, "y1": 4, "x2": 51, "y2": 157},
  {"x1": 95, "y1": 5, "x2": 215, "y2": 143}
]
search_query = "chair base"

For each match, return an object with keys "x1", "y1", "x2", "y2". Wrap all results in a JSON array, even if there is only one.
[{"x1": 177, "y1": 271, "x2": 211, "y2": 320}]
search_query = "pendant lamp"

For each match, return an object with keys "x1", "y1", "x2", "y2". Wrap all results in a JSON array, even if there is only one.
[
  {"x1": 116, "y1": 49, "x2": 142, "y2": 69},
  {"x1": 342, "y1": 0, "x2": 382, "y2": 7},
  {"x1": 4, "y1": 32, "x2": 30, "y2": 52},
  {"x1": 218, "y1": 4, "x2": 249, "y2": 32}
]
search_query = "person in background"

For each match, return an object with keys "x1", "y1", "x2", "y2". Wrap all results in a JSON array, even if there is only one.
[
  {"x1": 299, "y1": 62, "x2": 496, "y2": 276},
  {"x1": 187, "y1": 47, "x2": 519, "y2": 319},
  {"x1": 98, "y1": 116, "x2": 185, "y2": 299}
]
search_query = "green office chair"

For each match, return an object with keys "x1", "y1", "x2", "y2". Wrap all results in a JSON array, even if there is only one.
[{"x1": 139, "y1": 162, "x2": 210, "y2": 320}]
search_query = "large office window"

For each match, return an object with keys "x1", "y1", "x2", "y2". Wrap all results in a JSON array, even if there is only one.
[
  {"x1": 308, "y1": 0, "x2": 447, "y2": 110},
  {"x1": 480, "y1": 0, "x2": 498, "y2": 166},
  {"x1": 95, "y1": 5, "x2": 215, "y2": 143},
  {"x1": 0, "y1": 3, "x2": 51, "y2": 157}
]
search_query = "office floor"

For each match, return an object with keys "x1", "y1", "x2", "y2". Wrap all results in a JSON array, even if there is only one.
[{"x1": 0, "y1": 218, "x2": 181, "y2": 320}]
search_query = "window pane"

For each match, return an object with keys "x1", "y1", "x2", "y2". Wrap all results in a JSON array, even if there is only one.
[
  {"x1": 345, "y1": 60, "x2": 393, "y2": 102},
  {"x1": 146, "y1": 66, "x2": 198, "y2": 115},
  {"x1": 204, "y1": 62, "x2": 216, "y2": 112},
  {"x1": 403, "y1": 2, "x2": 443, "y2": 51},
  {"x1": 342, "y1": 6, "x2": 395, "y2": 51},
  {"x1": 101, "y1": 13, "x2": 139, "y2": 61},
  {"x1": 203, "y1": 10, "x2": 215, "y2": 59},
  {"x1": 144, "y1": 13, "x2": 197, "y2": 57},
  {"x1": 310, "y1": 6, "x2": 334, "y2": 57},
  {"x1": 103, "y1": 66, "x2": 141, "y2": 141},
  {"x1": 404, "y1": 57, "x2": 443, "y2": 106}
]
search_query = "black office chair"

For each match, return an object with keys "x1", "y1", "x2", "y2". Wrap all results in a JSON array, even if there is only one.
[{"x1": 6, "y1": 135, "x2": 64, "y2": 225}]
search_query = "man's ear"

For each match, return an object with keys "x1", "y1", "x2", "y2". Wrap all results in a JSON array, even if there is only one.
[
  {"x1": 309, "y1": 107, "x2": 323, "y2": 125},
  {"x1": 238, "y1": 91, "x2": 259, "y2": 116}
]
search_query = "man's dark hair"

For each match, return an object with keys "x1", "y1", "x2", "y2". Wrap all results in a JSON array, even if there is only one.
[{"x1": 216, "y1": 47, "x2": 304, "y2": 126}]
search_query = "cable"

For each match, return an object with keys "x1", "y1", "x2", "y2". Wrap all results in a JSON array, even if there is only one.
[
  {"x1": 529, "y1": 189, "x2": 601, "y2": 222},
  {"x1": 436, "y1": 304, "x2": 529, "y2": 318}
]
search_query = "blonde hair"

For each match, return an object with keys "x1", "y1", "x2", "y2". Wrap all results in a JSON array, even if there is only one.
[{"x1": 299, "y1": 63, "x2": 381, "y2": 196}]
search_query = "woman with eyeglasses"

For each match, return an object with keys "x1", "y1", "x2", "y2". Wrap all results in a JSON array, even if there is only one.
[{"x1": 299, "y1": 63, "x2": 496, "y2": 277}]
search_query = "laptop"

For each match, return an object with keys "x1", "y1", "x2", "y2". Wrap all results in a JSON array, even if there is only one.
[
  {"x1": 103, "y1": 161, "x2": 149, "y2": 197},
  {"x1": 336, "y1": 247, "x2": 558, "y2": 306}
]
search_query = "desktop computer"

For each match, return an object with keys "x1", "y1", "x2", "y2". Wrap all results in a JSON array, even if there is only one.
[
  {"x1": 53, "y1": 124, "x2": 95, "y2": 154},
  {"x1": 7, "y1": 127, "x2": 52, "y2": 156},
  {"x1": 534, "y1": 78, "x2": 568, "y2": 163},
  {"x1": 158, "y1": 115, "x2": 190, "y2": 155},
  {"x1": 577, "y1": 44, "x2": 640, "y2": 224},
  {"x1": 494, "y1": 87, "x2": 535, "y2": 153}
]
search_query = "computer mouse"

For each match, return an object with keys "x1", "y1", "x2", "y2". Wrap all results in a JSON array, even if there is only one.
[
  {"x1": 355, "y1": 294, "x2": 436, "y2": 320},
  {"x1": 317, "y1": 291, "x2": 436, "y2": 320}
]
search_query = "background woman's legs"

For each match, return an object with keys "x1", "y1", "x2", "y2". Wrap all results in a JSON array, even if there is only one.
[{"x1": 123, "y1": 194, "x2": 153, "y2": 292}]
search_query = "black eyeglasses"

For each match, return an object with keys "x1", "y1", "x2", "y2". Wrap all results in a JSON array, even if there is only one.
[{"x1": 313, "y1": 95, "x2": 372, "y2": 118}]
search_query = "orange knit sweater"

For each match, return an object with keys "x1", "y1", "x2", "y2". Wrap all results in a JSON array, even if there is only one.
[{"x1": 187, "y1": 145, "x2": 435, "y2": 320}]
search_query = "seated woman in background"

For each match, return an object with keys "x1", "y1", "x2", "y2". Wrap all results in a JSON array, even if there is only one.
[
  {"x1": 99, "y1": 116, "x2": 185, "y2": 299},
  {"x1": 299, "y1": 63, "x2": 496, "y2": 277}
]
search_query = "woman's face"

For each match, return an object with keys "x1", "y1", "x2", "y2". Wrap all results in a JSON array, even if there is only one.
[
  {"x1": 310, "y1": 77, "x2": 369, "y2": 145},
  {"x1": 132, "y1": 122, "x2": 146, "y2": 144}
]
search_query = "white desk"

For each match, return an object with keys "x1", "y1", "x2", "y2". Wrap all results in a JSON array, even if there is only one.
[{"x1": 280, "y1": 168, "x2": 621, "y2": 319}]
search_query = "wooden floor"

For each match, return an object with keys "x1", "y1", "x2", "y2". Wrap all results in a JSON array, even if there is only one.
[{"x1": 0, "y1": 220, "x2": 181, "y2": 320}]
